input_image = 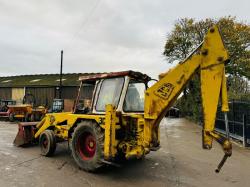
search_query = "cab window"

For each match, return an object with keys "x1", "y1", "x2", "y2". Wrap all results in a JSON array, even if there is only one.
[
  {"x1": 123, "y1": 82, "x2": 145, "y2": 112},
  {"x1": 96, "y1": 78, "x2": 124, "y2": 111}
]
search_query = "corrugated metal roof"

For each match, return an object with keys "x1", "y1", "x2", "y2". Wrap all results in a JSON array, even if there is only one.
[
  {"x1": 0, "y1": 73, "x2": 88, "y2": 87},
  {"x1": 0, "y1": 71, "x2": 151, "y2": 88}
]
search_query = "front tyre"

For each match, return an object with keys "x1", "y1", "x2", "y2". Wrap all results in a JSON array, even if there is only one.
[
  {"x1": 71, "y1": 121, "x2": 104, "y2": 172},
  {"x1": 39, "y1": 130, "x2": 57, "y2": 156}
]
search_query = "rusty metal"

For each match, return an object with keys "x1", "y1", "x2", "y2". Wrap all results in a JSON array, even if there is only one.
[
  {"x1": 13, "y1": 122, "x2": 38, "y2": 146},
  {"x1": 79, "y1": 70, "x2": 151, "y2": 83}
]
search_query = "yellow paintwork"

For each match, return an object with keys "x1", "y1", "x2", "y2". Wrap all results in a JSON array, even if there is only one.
[
  {"x1": 144, "y1": 55, "x2": 201, "y2": 147},
  {"x1": 15, "y1": 114, "x2": 25, "y2": 118},
  {"x1": 200, "y1": 27, "x2": 229, "y2": 148},
  {"x1": 221, "y1": 68, "x2": 229, "y2": 112},
  {"x1": 34, "y1": 112, "x2": 105, "y2": 139},
  {"x1": 32, "y1": 25, "x2": 231, "y2": 167},
  {"x1": 104, "y1": 105, "x2": 119, "y2": 159}
]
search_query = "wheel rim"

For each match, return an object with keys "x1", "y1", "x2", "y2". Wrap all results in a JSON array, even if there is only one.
[{"x1": 77, "y1": 132, "x2": 96, "y2": 160}]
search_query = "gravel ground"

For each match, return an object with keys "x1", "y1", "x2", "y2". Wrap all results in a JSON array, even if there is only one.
[{"x1": 0, "y1": 118, "x2": 249, "y2": 187}]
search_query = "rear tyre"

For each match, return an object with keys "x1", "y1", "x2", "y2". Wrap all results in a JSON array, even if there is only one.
[
  {"x1": 71, "y1": 121, "x2": 104, "y2": 172},
  {"x1": 30, "y1": 114, "x2": 35, "y2": 122},
  {"x1": 25, "y1": 113, "x2": 30, "y2": 122},
  {"x1": 39, "y1": 130, "x2": 57, "y2": 156},
  {"x1": 9, "y1": 113, "x2": 15, "y2": 122}
]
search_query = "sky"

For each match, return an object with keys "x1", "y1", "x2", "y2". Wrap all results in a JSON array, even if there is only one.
[{"x1": 0, "y1": 0, "x2": 249, "y2": 79}]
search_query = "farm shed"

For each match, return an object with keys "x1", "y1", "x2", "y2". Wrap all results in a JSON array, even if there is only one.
[{"x1": 0, "y1": 73, "x2": 95, "y2": 108}]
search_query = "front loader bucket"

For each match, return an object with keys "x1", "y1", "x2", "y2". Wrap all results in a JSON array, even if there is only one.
[{"x1": 13, "y1": 122, "x2": 38, "y2": 146}]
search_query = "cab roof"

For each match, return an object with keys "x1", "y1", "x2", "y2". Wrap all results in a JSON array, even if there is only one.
[{"x1": 79, "y1": 70, "x2": 151, "y2": 83}]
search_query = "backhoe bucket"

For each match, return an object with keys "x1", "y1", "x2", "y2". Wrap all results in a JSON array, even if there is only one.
[{"x1": 13, "y1": 122, "x2": 38, "y2": 146}]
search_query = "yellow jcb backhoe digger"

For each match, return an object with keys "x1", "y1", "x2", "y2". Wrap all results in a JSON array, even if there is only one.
[{"x1": 14, "y1": 26, "x2": 232, "y2": 173}]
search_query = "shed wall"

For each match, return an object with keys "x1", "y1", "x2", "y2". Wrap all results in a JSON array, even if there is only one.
[
  {"x1": 0, "y1": 88, "x2": 12, "y2": 100},
  {"x1": 61, "y1": 87, "x2": 78, "y2": 99},
  {"x1": 26, "y1": 87, "x2": 55, "y2": 107},
  {"x1": 61, "y1": 85, "x2": 94, "y2": 100},
  {"x1": 80, "y1": 85, "x2": 94, "y2": 100}
]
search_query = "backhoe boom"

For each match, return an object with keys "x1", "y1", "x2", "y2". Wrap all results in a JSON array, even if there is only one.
[{"x1": 144, "y1": 26, "x2": 232, "y2": 172}]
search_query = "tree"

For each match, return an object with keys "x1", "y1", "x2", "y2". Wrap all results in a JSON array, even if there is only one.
[
  {"x1": 227, "y1": 75, "x2": 250, "y2": 100},
  {"x1": 163, "y1": 17, "x2": 250, "y2": 121}
]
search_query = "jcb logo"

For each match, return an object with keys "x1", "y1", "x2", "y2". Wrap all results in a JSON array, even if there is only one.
[{"x1": 154, "y1": 83, "x2": 174, "y2": 99}]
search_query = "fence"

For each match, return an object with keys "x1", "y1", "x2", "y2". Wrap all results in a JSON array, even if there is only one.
[{"x1": 215, "y1": 100, "x2": 250, "y2": 147}]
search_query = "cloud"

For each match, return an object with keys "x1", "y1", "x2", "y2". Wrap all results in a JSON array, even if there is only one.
[{"x1": 0, "y1": 0, "x2": 249, "y2": 78}]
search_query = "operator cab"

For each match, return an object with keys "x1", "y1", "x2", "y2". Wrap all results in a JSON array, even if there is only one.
[{"x1": 77, "y1": 71, "x2": 151, "y2": 114}]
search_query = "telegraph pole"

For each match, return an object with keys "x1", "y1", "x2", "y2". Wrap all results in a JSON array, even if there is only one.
[{"x1": 59, "y1": 50, "x2": 63, "y2": 99}]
